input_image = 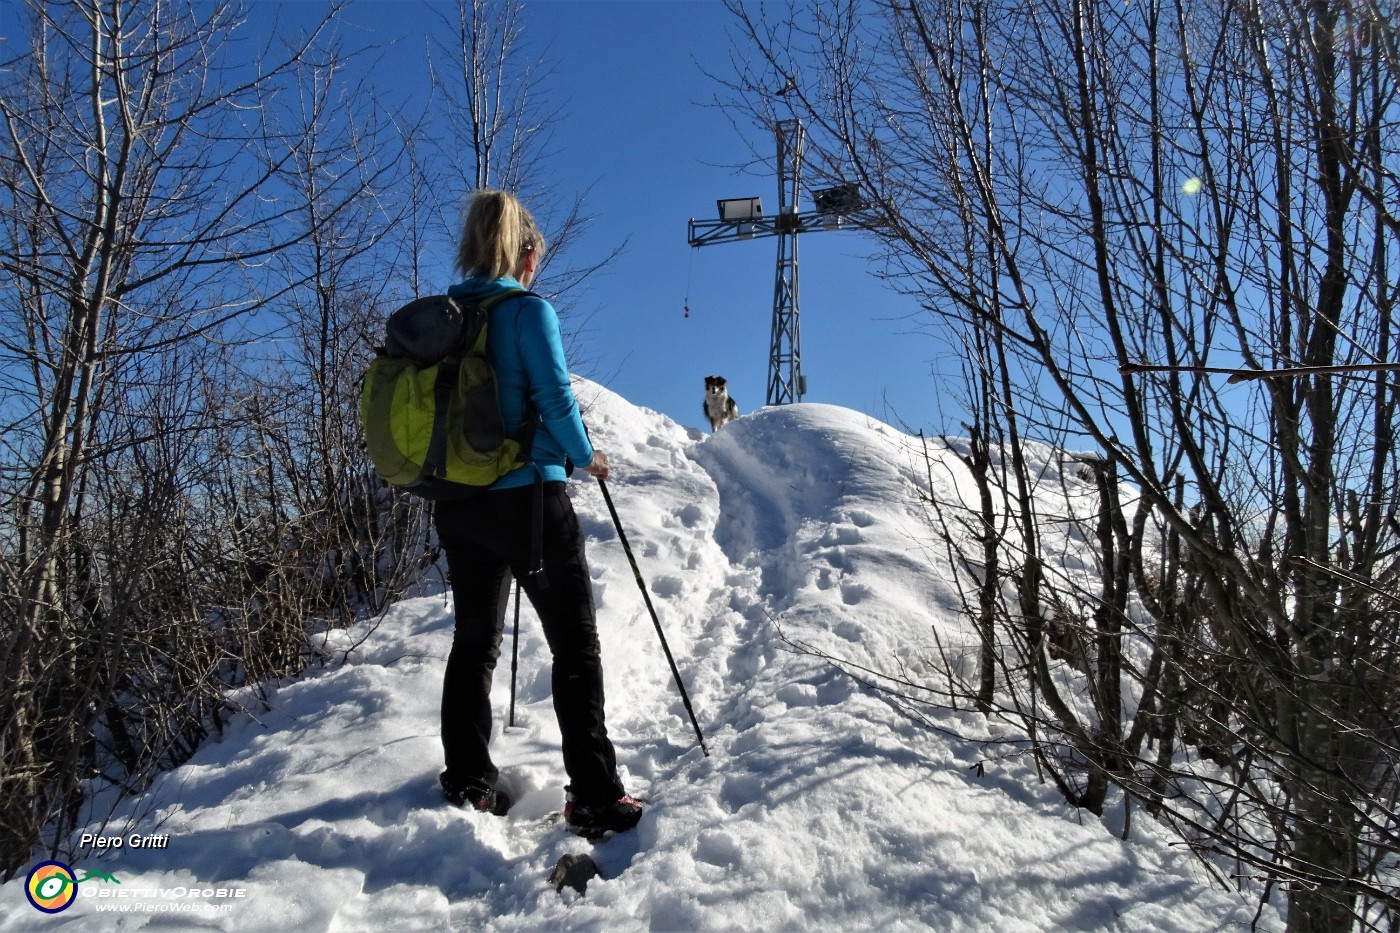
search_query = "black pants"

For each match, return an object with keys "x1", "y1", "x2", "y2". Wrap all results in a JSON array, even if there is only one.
[{"x1": 434, "y1": 481, "x2": 624, "y2": 806}]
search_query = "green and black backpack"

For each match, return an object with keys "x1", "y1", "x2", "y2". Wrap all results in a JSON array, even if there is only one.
[{"x1": 360, "y1": 288, "x2": 536, "y2": 500}]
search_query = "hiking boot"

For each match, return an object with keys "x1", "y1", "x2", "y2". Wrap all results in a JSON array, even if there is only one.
[
  {"x1": 564, "y1": 793, "x2": 643, "y2": 838},
  {"x1": 441, "y1": 776, "x2": 511, "y2": 816}
]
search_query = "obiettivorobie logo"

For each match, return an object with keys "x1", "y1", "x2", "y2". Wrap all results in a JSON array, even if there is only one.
[
  {"x1": 24, "y1": 857, "x2": 248, "y2": 917},
  {"x1": 25, "y1": 861, "x2": 120, "y2": 913}
]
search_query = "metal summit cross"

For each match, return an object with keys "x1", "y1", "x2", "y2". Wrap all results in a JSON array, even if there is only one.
[{"x1": 687, "y1": 118, "x2": 880, "y2": 406}]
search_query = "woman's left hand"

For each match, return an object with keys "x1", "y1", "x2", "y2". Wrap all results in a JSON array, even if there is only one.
[{"x1": 582, "y1": 449, "x2": 610, "y2": 481}]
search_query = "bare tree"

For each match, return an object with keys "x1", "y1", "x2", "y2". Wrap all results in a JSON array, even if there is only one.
[
  {"x1": 0, "y1": 0, "x2": 629, "y2": 881},
  {"x1": 0, "y1": 0, "x2": 385, "y2": 877},
  {"x1": 426, "y1": 0, "x2": 624, "y2": 304},
  {"x1": 720, "y1": 0, "x2": 1400, "y2": 928},
  {"x1": 243, "y1": 46, "x2": 430, "y2": 626}
]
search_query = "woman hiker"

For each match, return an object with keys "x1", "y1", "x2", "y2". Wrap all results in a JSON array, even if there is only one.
[{"x1": 434, "y1": 189, "x2": 642, "y2": 837}]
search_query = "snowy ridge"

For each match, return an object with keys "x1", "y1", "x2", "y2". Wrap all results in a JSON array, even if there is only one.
[{"x1": 1, "y1": 379, "x2": 1279, "y2": 931}]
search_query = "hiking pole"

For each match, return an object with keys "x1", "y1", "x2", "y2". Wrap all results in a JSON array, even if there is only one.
[
  {"x1": 508, "y1": 580, "x2": 522, "y2": 728},
  {"x1": 597, "y1": 477, "x2": 710, "y2": 757}
]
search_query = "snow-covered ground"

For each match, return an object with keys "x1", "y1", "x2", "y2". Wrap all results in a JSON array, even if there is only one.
[{"x1": 2, "y1": 380, "x2": 1280, "y2": 931}]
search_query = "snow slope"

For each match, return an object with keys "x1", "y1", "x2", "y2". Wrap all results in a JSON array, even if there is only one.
[{"x1": 1, "y1": 379, "x2": 1280, "y2": 931}]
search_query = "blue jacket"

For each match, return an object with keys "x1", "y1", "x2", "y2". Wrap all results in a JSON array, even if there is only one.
[{"x1": 447, "y1": 275, "x2": 593, "y2": 489}]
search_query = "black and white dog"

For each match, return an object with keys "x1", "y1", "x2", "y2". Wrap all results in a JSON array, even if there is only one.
[{"x1": 703, "y1": 375, "x2": 740, "y2": 433}]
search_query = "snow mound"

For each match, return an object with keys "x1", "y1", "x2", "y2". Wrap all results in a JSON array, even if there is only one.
[{"x1": 1, "y1": 379, "x2": 1277, "y2": 931}]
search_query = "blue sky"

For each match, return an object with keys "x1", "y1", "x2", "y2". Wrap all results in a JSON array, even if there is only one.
[{"x1": 323, "y1": 0, "x2": 949, "y2": 435}]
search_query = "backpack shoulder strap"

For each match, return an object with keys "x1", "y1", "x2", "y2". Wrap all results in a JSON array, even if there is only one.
[
  {"x1": 478, "y1": 287, "x2": 538, "y2": 312},
  {"x1": 474, "y1": 287, "x2": 544, "y2": 458},
  {"x1": 449, "y1": 289, "x2": 538, "y2": 357}
]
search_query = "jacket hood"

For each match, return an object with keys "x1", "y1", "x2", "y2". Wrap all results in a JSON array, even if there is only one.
[{"x1": 447, "y1": 274, "x2": 528, "y2": 302}]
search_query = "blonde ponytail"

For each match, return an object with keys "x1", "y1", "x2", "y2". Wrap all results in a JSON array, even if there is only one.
[{"x1": 454, "y1": 190, "x2": 546, "y2": 281}]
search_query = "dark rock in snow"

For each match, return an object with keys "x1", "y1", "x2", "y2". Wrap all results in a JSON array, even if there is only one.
[{"x1": 550, "y1": 852, "x2": 600, "y2": 895}]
